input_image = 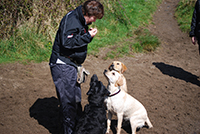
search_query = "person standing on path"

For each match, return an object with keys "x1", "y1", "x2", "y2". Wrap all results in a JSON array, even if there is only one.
[
  {"x1": 49, "y1": 0, "x2": 104, "y2": 133},
  {"x1": 189, "y1": 0, "x2": 200, "y2": 54}
]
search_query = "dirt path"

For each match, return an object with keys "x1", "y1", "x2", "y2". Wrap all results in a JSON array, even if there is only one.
[{"x1": 0, "y1": 0, "x2": 199, "y2": 134}]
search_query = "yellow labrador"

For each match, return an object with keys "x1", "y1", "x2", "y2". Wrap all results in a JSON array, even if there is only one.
[
  {"x1": 104, "y1": 69, "x2": 153, "y2": 134},
  {"x1": 108, "y1": 61, "x2": 127, "y2": 92}
]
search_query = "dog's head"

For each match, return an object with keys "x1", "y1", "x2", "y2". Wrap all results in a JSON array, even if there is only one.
[
  {"x1": 87, "y1": 74, "x2": 110, "y2": 105},
  {"x1": 104, "y1": 69, "x2": 124, "y2": 87},
  {"x1": 108, "y1": 61, "x2": 127, "y2": 74}
]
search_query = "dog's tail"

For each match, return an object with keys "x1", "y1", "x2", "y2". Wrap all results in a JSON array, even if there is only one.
[{"x1": 145, "y1": 117, "x2": 153, "y2": 128}]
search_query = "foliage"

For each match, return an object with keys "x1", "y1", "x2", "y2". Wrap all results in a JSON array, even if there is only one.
[
  {"x1": 0, "y1": 0, "x2": 84, "y2": 40},
  {"x1": 0, "y1": 0, "x2": 33, "y2": 38},
  {"x1": 88, "y1": 0, "x2": 162, "y2": 55},
  {"x1": 0, "y1": 0, "x2": 162, "y2": 63},
  {"x1": 0, "y1": 26, "x2": 51, "y2": 63},
  {"x1": 135, "y1": 28, "x2": 160, "y2": 52},
  {"x1": 175, "y1": 0, "x2": 196, "y2": 33},
  {"x1": 104, "y1": 28, "x2": 160, "y2": 59}
]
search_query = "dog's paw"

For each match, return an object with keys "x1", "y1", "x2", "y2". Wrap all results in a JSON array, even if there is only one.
[{"x1": 106, "y1": 130, "x2": 110, "y2": 134}]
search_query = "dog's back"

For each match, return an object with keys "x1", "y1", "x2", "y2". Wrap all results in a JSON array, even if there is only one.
[{"x1": 75, "y1": 104, "x2": 107, "y2": 134}]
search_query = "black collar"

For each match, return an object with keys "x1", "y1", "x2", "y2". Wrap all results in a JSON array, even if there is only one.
[{"x1": 108, "y1": 87, "x2": 121, "y2": 97}]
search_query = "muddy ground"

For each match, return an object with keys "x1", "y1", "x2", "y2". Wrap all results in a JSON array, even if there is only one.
[{"x1": 0, "y1": 0, "x2": 200, "y2": 134}]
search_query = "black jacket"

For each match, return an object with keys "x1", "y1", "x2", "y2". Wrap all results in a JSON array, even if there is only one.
[
  {"x1": 190, "y1": 0, "x2": 200, "y2": 38},
  {"x1": 50, "y1": 6, "x2": 93, "y2": 67}
]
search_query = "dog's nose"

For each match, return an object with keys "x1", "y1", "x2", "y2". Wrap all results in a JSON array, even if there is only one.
[
  {"x1": 109, "y1": 64, "x2": 114, "y2": 71},
  {"x1": 103, "y1": 69, "x2": 107, "y2": 74}
]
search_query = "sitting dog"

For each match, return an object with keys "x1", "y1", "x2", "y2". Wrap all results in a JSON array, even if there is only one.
[
  {"x1": 108, "y1": 61, "x2": 127, "y2": 92},
  {"x1": 104, "y1": 69, "x2": 153, "y2": 134},
  {"x1": 74, "y1": 74, "x2": 110, "y2": 134}
]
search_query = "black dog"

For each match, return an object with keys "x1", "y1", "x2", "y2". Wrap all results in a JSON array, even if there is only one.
[{"x1": 74, "y1": 74, "x2": 110, "y2": 134}]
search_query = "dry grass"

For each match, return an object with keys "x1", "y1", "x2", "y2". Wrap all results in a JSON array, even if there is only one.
[{"x1": 0, "y1": 0, "x2": 84, "y2": 39}]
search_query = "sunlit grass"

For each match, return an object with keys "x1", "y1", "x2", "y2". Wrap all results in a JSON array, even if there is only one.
[
  {"x1": 175, "y1": 0, "x2": 196, "y2": 33},
  {"x1": 0, "y1": 26, "x2": 51, "y2": 63},
  {"x1": 0, "y1": 0, "x2": 162, "y2": 63}
]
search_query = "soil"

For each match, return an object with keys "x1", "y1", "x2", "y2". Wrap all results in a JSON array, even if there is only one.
[{"x1": 0, "y1": 0, "x2": 200, "y2": 134}]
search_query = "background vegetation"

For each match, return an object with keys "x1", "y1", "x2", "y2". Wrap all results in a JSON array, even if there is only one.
[
  {"x1": 0, "y1": 0, "x2": 195, "y2": 63},
  {"x1": 175, "y1": 0, "x2": 196, "y2": 33},
  {"x1": 0, "y1": 0, "x2": 162, "y2": 63}
]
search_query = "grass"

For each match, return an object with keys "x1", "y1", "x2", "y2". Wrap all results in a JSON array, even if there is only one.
[
  {"x1": 88, "y1": 0, "x2": 162, "y2": 58},
  {"x1": 0, "y1": 0, "x2": 162, "y2": 63},
  {"x1": 135, "y1": 28, "x2": 160, "y2": 52},
  {"x1": 0, "y1": 26, "x2": 51, "y2": 63},
  {"x1": 175, "y1": 0, "x2": 196, "y2": 33}
]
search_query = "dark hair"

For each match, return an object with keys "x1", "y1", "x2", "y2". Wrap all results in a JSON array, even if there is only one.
[{"x1": 82, "y1": 0, "x2": 104, "y2": 19}]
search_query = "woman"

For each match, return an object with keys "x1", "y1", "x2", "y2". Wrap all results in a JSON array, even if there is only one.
[
  {"x1": 49, "y1": 0, "x2": 104, "y2": 133},
  {"x1": 189, "y1": 0, "x2": 200, "y2": 54}
]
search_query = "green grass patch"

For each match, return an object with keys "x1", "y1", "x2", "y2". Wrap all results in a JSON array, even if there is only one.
[
  {"x1": 0, "y1": 26, "x2": 51, "y2": 63},
  {"x1": 175, "y1": 0, "x2": 196, "y2": 33},
  {"x1": 0, "y1": 0, "x2": 162, "y2": 63},
  {"x1": 132, "y1": 42, "x2": 143, "y2": 53},
  {"x1": 135, "y1": 29, "x2": 160, "y2": 52},
  {"x1": 88, "y1": 0, "x2": 162, "y2": 56},
  {"x1": 104, "y1": 28, "x2": 160, "y2": 59}
]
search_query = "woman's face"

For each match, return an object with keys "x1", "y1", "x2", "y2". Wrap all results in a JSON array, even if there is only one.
[{"x1": 84, "y1": 16, "x2": 96, "y2": 24}]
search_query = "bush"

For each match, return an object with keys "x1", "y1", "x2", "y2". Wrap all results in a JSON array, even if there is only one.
[
  {"x1": 0, "y1": 0, "x2": 84, "y2": 40},
  {"x1": 0, "y1": 0, "x2": 33, "y2": 38}
]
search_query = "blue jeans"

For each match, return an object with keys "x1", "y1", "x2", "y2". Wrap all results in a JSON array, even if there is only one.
[{"x1": 50, "y1": 63, "x2": 82, "y2": 134}]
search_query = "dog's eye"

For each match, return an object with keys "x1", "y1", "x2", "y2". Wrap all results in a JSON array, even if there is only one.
[
  {"x1": 112, "y1": 72, "x2": 115, "y2": 75},
  {"x1": 117, "y1": 63, "x2": 119, "y2": 65}
]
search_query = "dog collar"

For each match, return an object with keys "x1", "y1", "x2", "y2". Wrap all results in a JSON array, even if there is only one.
[{"x1": 109, "y1": 87, "x2": 121, "y2": 97}]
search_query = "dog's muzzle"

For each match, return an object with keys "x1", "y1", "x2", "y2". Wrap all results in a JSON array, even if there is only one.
[{"x1": 108, "y1": 64, "x2": 114, "y2": 71}]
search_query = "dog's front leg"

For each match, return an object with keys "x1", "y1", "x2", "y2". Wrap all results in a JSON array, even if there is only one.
[
  {"x1": 106, "y1": 111, "x2": 112, "y2": 133},
  {"x1": 116, "y1": 113, "x2": 123, "y2": 134}
]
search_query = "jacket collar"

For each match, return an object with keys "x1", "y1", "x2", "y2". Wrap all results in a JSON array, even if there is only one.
[
  {"x1": 75, "y1": 5, "x2": 92, "y2": 26},
  {"x1": 75, "y1": 6, "x2": 87, "y2": 26}
]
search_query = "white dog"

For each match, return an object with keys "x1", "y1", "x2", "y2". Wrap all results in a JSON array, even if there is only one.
[{"x1": 104, "y1": 69, "x2": 153, "y2": 134}]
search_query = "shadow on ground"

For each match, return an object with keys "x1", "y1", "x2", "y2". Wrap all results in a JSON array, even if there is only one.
[
  {"x1": 110, "y1": 120, "x2": 131, "y2": 134},
  {"x1": 109, "y1": 120, "x2": 150, "y2": 134},
  {"x1": 153, "y1": 62, "x2": 200, "y2": 87},
  {"x1": 29, "y1": 97, "x2": 62, "y2": 134}
]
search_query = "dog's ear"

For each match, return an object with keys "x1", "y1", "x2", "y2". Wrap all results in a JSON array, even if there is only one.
[
  {"x1": 108, "y1": 62, "x2": 114, "y2": 71},
  {"x1": 115, "y1": 75, "x2": 123, "y2": 87},
  {"x1": 108, "y1": 62, "x2": 112, "y2": 68},
  {"x1": 88, "y1": 74, "x2": 99, "y2": 95},
  {"x1": 121, "y1": 63, "x2": 127, "y2": 73},
  {"x1": 87, "y1": 88, "x2": 94, "y2": 95}
]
